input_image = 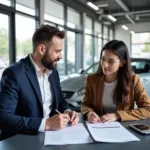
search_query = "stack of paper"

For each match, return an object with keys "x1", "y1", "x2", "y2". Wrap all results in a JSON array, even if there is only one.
[
  {"x1": 44, "y1": 123, "x2": 93, "y2": 145},
  {"x1": 86, "y1": 121, "x2": 140, "y2": 143}
]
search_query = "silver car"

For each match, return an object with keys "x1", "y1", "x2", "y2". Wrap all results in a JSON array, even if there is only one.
[{"x1": 60, "y1": 58, "x2": 150, "y2": 111}]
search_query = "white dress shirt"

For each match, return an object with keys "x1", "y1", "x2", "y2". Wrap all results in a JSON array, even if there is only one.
[{"x1": 29, "y1": 54, "x2": 53, "y2": 132}]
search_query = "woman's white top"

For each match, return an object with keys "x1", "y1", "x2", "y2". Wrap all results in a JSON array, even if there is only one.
[{"x1": 102, "y1": 80, "x2": 117, "y2": 113}]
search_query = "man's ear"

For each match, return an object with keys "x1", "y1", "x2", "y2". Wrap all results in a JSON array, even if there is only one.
[{"x1": 37, "y1": 44, "x2": 46, "y2": 55}]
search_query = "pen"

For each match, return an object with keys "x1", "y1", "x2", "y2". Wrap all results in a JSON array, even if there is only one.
[
  {"x1": 55, "y1": 109, "x2": 72, "y2": 125},
  {"x1": 55, "y1": 109, "x2": 61, "y2": 114}
]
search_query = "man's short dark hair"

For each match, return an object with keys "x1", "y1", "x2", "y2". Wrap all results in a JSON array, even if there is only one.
[{"x1": 32, "y1": 24, "x2": 65, "y2": 52}]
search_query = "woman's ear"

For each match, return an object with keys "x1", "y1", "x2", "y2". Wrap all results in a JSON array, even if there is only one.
[{"x1": 120, "y1": 60, "x2": 126, "y2": 67}]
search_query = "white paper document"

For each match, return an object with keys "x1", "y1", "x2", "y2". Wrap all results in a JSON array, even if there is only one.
[
  {"x1": 44, "y1": 123, "x2": 93, "y2": 145},
  {"x1": 86, "y1": 121, "x2": 140, "y2": 143}
]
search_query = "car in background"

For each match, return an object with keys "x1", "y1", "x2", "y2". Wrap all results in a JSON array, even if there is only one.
[{"x1": 60, "y1": 58, "x2": 150, "y2": 112}]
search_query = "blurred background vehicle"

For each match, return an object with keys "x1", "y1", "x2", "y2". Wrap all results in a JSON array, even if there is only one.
[{"x1": 60, "y1": 58, "x2": 150, "y2": 112}]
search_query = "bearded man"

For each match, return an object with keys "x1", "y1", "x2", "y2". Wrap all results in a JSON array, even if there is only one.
[{"x1": 0, "y1": 25, "x2": 79, "y2": 140}]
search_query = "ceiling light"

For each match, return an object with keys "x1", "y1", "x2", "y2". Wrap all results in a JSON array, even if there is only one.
[
  {"x1": 87, "y1": 2, "x2": 99, "y2": 10},
  {"x1": 122, "y1": 25, "x2": 128, "y2": 30},
  {"x1": 93, "y1": 1, "x2": 108, "y2": 8},
  {"x1": 108, "y1": 15, "x2": 117, "y2": 22},
  {"x1": 130, "y1": 31, "x2": 135, "y2": 34}
]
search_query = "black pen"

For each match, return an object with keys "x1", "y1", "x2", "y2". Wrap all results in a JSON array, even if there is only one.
[
  {"x1": 55, "y1": 109, "x2": 72, "y2": 125},
  {"x1": 55, "y1": 109, "x2": 61, "y2": 114}
]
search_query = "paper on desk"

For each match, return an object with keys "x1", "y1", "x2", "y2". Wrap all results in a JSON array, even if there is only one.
[
  {"x1": 86, "y1": 121, "x2": 140, "y2": 143},
  {"x1": 44, "y1": 123, "x2": 93, "y2": 145}
]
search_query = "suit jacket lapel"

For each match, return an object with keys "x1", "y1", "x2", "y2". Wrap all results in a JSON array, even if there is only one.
[{"x1": 24, "y1": 56, "x2": 43, "y2": 107}]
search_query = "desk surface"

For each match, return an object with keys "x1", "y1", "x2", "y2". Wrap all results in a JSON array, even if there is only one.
[{"x1": 1, "y1": 115, "x2": 150, "y2": 150}]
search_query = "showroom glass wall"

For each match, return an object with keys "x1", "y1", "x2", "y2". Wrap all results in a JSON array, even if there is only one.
[
  {"x1": 0, "y1": 0, "x2": 114, "y2": 79},
  {"x1": 131, "y1": 32, "x2": 150, "y2": 58},
  {"x1": 0, "y1": 0, "x2": 38, "y2": 79},
  {"x1": 44, "y1": 0, "x2": 82, "y2": 76}
]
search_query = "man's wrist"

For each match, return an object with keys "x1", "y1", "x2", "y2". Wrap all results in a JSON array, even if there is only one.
[
  {"x1": 45, "y1": 118, "x2": 51, "y2": 131},
  {"x1": 87, "y1": 111, "x2": 93, "y2": 118},
  {"x1": 39, "y1": 118, "x2": 47, "y2": 132}
]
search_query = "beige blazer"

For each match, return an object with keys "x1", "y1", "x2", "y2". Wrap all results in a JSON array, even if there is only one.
[{"x1": 81, "y1": 74, "x2": 150, "y2": 121}]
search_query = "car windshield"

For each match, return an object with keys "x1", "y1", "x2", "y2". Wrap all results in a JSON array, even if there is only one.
[
  {"x1": 83, "y1": 59, "x2": 150, "y2": 75},
  {"x1": 131, "y1": 60, "x2": 150, "y2": 73}
]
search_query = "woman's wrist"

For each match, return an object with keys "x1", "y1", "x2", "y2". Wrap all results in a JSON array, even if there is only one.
[
  {"x1": 115, "y1": 112, "x2": 121, "y2": 120},
  {"x1": 87, "y1": 111, "x2": 93, "y2": 118}
]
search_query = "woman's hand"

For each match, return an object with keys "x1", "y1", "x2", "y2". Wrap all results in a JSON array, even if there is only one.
[
  {"x1": 101, "y1": 113, "x2": 120, "y2": 123},
  {"x1": 87, "y1": 111, "x2": 101, "y2": 123}
]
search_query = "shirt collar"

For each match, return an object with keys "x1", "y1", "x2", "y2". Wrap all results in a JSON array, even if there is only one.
[{"x1": 29, "y1": 54, "x2": 52, "y2": 76}]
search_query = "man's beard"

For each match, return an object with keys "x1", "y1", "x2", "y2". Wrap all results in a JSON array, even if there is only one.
[{"x1": 41, "y1": 52, "x2": 58, "y2": 70}]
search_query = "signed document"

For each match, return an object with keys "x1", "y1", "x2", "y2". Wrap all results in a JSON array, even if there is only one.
[{"x1": 86, "y1": 121, "x2": 140, "y2": 143}]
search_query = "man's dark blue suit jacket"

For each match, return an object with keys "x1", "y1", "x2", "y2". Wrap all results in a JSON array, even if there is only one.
[{"x1": 0, "y1": 55, "x2": 69, "y2": 139}]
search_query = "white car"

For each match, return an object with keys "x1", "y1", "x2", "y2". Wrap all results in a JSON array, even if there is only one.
[{"x1": 60, "y1": 58, "x2": 150, "y2": 112}]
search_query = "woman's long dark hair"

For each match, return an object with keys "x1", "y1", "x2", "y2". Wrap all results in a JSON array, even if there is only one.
[{"x1": 96, "y1": 40, "x2": 132, "y2": 105}]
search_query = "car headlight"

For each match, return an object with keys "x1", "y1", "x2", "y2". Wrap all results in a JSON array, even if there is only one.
[{"x1": 77, "y1": 87, "x2": 85, "y2": 96}]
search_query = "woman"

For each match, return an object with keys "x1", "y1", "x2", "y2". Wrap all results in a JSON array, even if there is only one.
[{"x1": 81, "y1": 40, "x2": 150, "y2": 123}]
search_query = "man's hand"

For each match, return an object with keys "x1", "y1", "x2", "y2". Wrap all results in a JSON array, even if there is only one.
[
  {"x1": 101, "y1": 113, "x2": 120, "y2": 123},
  {"x1": 87, "y1": 111, "x2": 101, "y2": 123},
  {"x1": 45, "y1": 113, "x2": 70, "y2": 130},
  {"x1": 65, "y1": 111, "x2": 79, "y2": 125}
]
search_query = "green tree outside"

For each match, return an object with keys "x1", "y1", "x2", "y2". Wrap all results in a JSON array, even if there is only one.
[
  {"x1": 0, "y1": 28, "x2": 9, "y2": 59},
  {"x1": 142, "y1": 34, "x2": 150, "y2": 52},
  {"x1": 142, "y1": 44, "x2": 150, "y2": 52},
  {"x1": 0, "y1": 28, "x2": 32, "y2": 61}
]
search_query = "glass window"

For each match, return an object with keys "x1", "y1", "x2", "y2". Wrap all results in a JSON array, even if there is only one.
[
  {"x1": 103, "y1": 25, "x2": 108, "y2": 39},
  {"x1": 16, "y1": 14, "x2": 35, "y2": 61},
  {"x1": 44, "y1": 22, "x2": 56, "y2": 27},
  {"x1": 132, "y1": 33, "x2": 150, "y2": 58},
  {"x1": 67, "y1": 31, "x2": 75, "y2": 74},
  {"x1": 44, "y1": 0, "x2": 64, "y2": 25},
  {"x1": 94, "y1": 21, "x2": 101, "y2": 36},
  {"x1": 67, "y1": 7, "x2": 80, "y2": 29},
  {"x1": 110, "y1": 28, "x2": 113, "y2": 40},
  {"x1": 16, "y1": 0, "x2": 35, "y2": 16},
  {"x1": 103, "y1": 39, "x2": 108, "y2": 46},
  {"x1": 132, "y1": 32, "x2": 150, "y2": 44},
  {"x1": 57, "y1": 26, "x2": 65, "y2": 76},
  {"x1": 57, "y1": 58, "x2": 65, "y2": 76},
  {"x1": 85, "y1": 17, "x2": 92, "y2": 34},
  {"x1": 0, "y1": 0, "x2": 11, "y2": 6},
  {"x1": 86, "y1": 62, "x2": 99, "y2": 74},
  {"x1": 84, "y1": 35, "x2": 93, "y2": 69},
  {"x1": 0, "y1": 13, "x2": 9, "y2": 79},
  {"x1": 94, "y1": 37, "x2": 102, "y2": 63}
]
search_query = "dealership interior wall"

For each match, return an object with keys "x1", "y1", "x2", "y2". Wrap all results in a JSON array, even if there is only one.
[{"x1": 0, "y1": 0, "x2": 150, "y2": 78}]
